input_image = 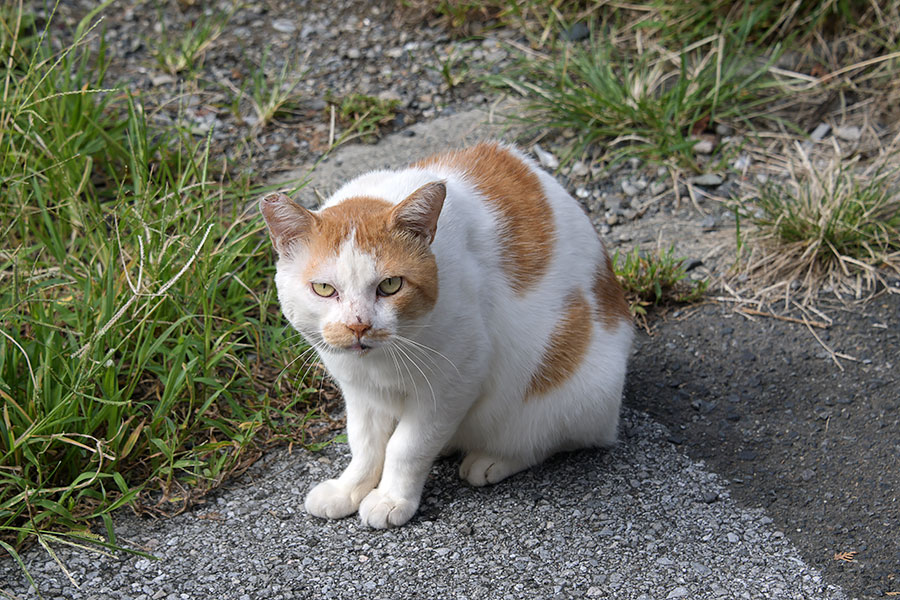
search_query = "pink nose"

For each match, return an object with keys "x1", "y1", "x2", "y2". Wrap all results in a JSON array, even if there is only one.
[{"x1": 347, "y1": 323, "x2": 371, "y2": 339}]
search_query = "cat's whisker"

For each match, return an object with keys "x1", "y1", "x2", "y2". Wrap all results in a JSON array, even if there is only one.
[
  {"x1": 394, "y1": 334, "x2": 461, "y2": 378},
  {"x1": 392, "y1": 337, "x2": 441, "y2": 378},
  {"x1": 393, "y1": 345, "x2": 422, "y2": 410},
  {"x1": 392, "y1": 341, "x2": 437, "y2": 413}
]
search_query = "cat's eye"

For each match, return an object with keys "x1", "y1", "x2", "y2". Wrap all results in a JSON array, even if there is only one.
[
  {"x1": 311, "y1": 282, "x2": 336, "y2": 298},
  {"x1": 377, "y1": 277, "x2": 403, "y2": 296}
]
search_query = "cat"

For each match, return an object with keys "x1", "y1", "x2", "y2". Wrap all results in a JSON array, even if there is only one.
[{"x1": 260, "y1": 142, "x2": 632, "y2": 529}]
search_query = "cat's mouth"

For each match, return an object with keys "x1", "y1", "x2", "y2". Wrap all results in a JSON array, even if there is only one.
[{"x1": 341, "y1": 341, "x2": 373, "y2": 355}]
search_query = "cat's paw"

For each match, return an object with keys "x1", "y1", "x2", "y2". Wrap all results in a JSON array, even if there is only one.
[
  {"x1": 358, "y1": 488, "x2": 418, "y2": 529},
  {"x1": 459, "y1": 452, "x2": 528, "y2": 487},
  {"x1": 305, "y1": 479, "x2": 364, "y2": 520}
]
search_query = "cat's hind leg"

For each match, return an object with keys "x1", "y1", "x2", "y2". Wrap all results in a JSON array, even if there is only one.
[{"x1": 459, "y1": 451, "x2": 532, "y2": 487}]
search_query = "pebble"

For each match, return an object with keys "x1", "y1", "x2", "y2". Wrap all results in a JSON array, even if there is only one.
[
  {"x1": 690, "y1": 173, "x2": 724, "y2": 187},
  {"x1": 561, "y1": 22, "x2": 590, "y2": 41},
  {"x1": 271, "y1": 19, "x2": 295, "y2": 33},
  {"x1": 650, "y1": 181, "x2": 667, "y2": 196},
  {"x1": 692, "y1": 562, "x2": 712, "y2": 576},
  {"x1": 715, "y1": 123, "x2": 733, "y2": 136},
  {"x1": 732, "y1": 154, "x2": 751, "y2": 171},
  {"x1": 570, "y1": 161, "x2": 589, "y2": 177},
  {"x1": 605, "y1": 214, "x2": 619, "y2": 226},
  {"x1": 727, "y1": 533, "x2": 741, "y2": 543},
  {"x1": 737, "y1": 450, "x2": 757, "y2": 461},
  {"x1": 346, "y1": 47, "x2": 361, "y2": 59},
  {"x1": 667, "y1": 586, "x2": 689, "y2": 598},
  {"x1": 621, "y1": 180, "x2": 640, "y2": 196},
  {"x1": 702, "y1": 491, "x2": 720, "y2": 504},
  {"x1": 834, "y1": 125, "x2": 861, "y2": 141},
  {"x1": 809, "y1": 123, "x2": 831, "y2": 141},
  {"x1": 533, "y1": 144, "x2": 559, "y2": 169},
  {"x1": 701, "y1": 215, "x2": 718, "y2": 231},
  {"x1": 693, "y1": 139, "x2": 714, "y2": 155}
]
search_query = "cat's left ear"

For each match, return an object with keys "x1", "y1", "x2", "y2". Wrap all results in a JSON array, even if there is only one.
[{"x1": 389, "y1": 181, "x2": 446, "y2": 244}]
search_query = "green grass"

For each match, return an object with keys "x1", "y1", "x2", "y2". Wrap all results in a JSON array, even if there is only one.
[
  {"x1": 227, "y1": 46, "x2": 309, "y2": 131},
  {"x1": 151, "y1": 7, "x2": 231, "y2": 77},
  {"x1": 491, "y1": 20, "x2": 781, "y2": 170},
  {"x1": 614, "y1": 246, "x2": 709, "y2": 318},
  {"x1": 733, "y1": 147, "x2": 900, "y2": 299},
  {"x1": 0, "y1": 1, "x2": 318, "y2": 575},
  {"x1": 331, "y1": 92, "x2": 402, "y2": 144}
]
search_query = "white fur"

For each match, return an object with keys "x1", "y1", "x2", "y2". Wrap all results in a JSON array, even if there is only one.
[{"x1": 270, "y1": 145, "x2": 633, "y2": 528}]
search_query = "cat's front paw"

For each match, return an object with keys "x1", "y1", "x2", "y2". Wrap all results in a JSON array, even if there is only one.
[
  {"x1": 305, "y1": 479, "x2": 364, "y2": 520},
  {"x1": 358, "y1": 488, "x2": 418, "y2": 528}
]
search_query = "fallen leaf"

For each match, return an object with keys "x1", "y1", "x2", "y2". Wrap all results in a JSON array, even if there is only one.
[{"x1": 833, "y1": 551, "x2": 858, "y2": 562}]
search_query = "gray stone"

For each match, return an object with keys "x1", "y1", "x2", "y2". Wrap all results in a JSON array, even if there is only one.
[
  {"x1": 532, "y1": 144, "x2": 559, "y2": 170},
  {"x1": 693, "y1": 139, "x2": 714, "y2": 154},
  {"x1": 271, "y1": 19, "x2": 295, "y2": 34},
  {"x1": 621, "y1": 180, "x2": 640, "y2": 197},
  {"x1": 834, "y1": 125, "x2": 861, "y2": 142},
  {"x1": 690, "y1": 173, "x2": 724, "y2": 187}
]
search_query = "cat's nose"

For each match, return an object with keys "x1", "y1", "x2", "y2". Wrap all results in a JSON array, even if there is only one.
[{"x1": 346, "y1": 322, "x2": 371, "y2": 340}]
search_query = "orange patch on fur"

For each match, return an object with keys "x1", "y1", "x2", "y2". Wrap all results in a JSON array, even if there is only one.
[
  {"x1": 592, "y1": 253, "x2": 631, "y2": 330},
  {"x1": 305, "y1": 196, "x2": 439, "y2": 320},
  {"x1": 322, "y1": 322, "x2": 391, "y2": 348},
  {"x1": 526, "y1": 292, "x2": 592, "y2": 399},
  {"x1": 415, "y1": 142, "x2": 555, "y2": 295}
]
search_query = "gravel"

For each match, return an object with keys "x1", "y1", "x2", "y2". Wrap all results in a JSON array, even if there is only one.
[{"x1": 0, "y1": 409, "x2": 844, "y2": 600}]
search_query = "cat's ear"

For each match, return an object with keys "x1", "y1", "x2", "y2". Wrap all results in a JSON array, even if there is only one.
[
  {"x1": 259, "y1": 193, "x2": 317, "y2": 256},
  {"x1": 389, "y1": 181, "x2": 446, "y2": 244}
]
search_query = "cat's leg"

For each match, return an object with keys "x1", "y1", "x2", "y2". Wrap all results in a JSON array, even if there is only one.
[
  {"x1": 358, "y1": 400, "x2": 470, "y2": 529},
  {"x1": 458, "y1": 451, "x2": 533, "y2": 487},
  {"x1": 305, "y1": 388, "x2": 395, "y2": 520}
]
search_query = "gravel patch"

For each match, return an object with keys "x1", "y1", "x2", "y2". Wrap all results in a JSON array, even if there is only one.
[{"x1": 0, "y1": 409, "x2": 844, "y2": 600}]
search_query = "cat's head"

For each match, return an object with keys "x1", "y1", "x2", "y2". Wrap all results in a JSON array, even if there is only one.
[{"x1": 260, "y1": 182, "x2": 445, "y2": 355}]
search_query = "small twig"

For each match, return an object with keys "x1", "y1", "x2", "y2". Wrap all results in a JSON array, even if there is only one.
[
  {"x1": 328, "y1": 104, "x2": 335, "y2": 147},
  {"x1": 738, "y1": 307, "x2": 830, "y2": 328}
]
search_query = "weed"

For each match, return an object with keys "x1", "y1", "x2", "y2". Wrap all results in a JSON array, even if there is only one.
[
  {"x1": 330, "y1": 93, "x2": 401, "y2": 144},
  {"x1": 151, "y1": 8, "x2": 231, "y2": 77},
  {"x1": 492, "y1": 24, "x2": 780, "y2": 170},
  {"x1": 429, "y1": 45, "x2": 470, "y2": 91},
  {"x1": 227, "y1": 46, "x2": 309, "y2": 131},
  {"x1": 614, "y1": 246, "x2": 709, "y2": 318},
  {"x1": 733, "y1": 142, "x2": 900, "y2": 302}
]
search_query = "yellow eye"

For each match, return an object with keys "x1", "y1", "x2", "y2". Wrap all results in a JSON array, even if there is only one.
[
  {"x1": 311, "y1": 282, "x2": 336, "y2": 297},
  {"x1": 377, "y1": 277, "x2": 402, "y2": 296}
]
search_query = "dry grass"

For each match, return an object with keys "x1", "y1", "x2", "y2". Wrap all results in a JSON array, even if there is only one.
[{"x1": 732, "y1": 138, "x2": 900, "y2": 305}]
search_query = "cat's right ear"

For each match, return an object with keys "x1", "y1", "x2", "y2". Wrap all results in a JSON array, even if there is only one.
[{"x1": 259, "y1": 193, "x2": 317, "y2": 256}]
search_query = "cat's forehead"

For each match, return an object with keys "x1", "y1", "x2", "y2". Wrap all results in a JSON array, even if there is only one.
[
  {"x1": 303, "y1": 195, "x2": 424, "y2": 277},
  {"x1": 312, "y1": 196, "x2": 395, "y2": 256}
]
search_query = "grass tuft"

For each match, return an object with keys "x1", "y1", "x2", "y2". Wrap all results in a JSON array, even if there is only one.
[
  {"x1": 492, "y1": 22, "x2": 781, "y2": 170},
  {"x1": 614, "y1": 246, "x2": 709, "y2": 319},
  {"x1": 151, "y1": 7, "x2": 231, "y2": 77},
  {"x1": 733, "y1": 142, "x2": 900, "y2": 303},
  {"x1": 330, "y1": 92, "x2": 402, "y2": 144}
]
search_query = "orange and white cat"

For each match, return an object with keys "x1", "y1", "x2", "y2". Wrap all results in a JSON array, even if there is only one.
[{"x1": 261, "y1": 142, "x2": 632, "y2": 528}]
